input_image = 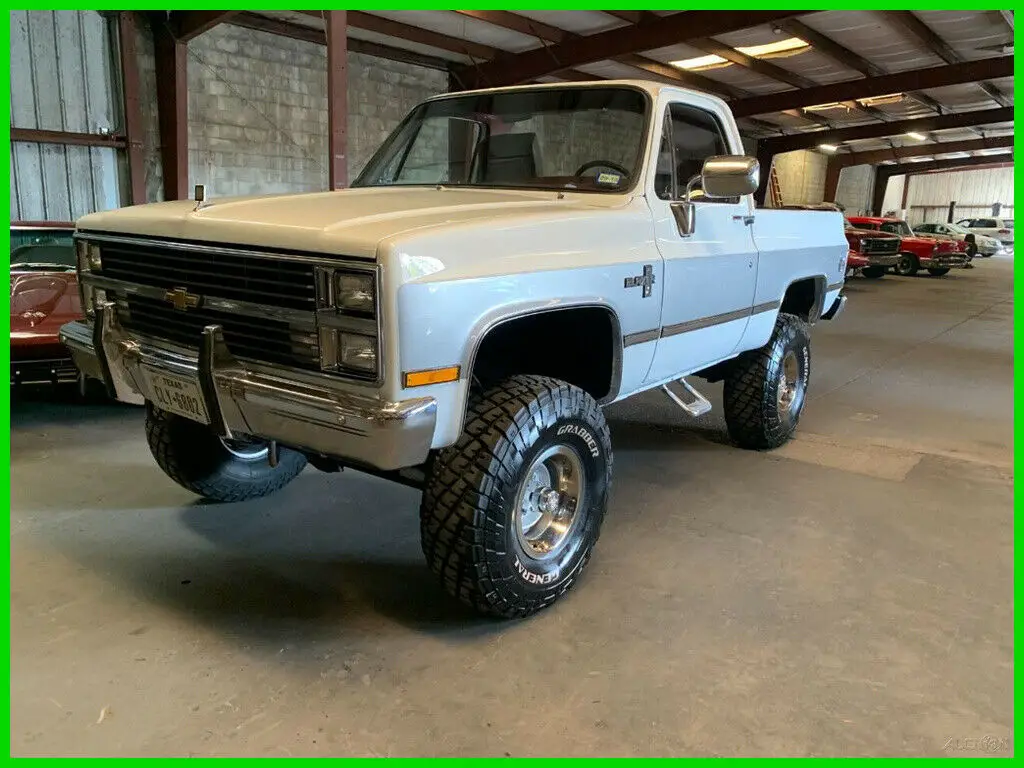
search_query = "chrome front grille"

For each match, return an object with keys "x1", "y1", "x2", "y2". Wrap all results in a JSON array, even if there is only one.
[
  {"x1": 119, "y1": 295, "x2": 320, "y2": 369},
  {"x1": 101, "y1": 239, "x2": 316, "y2": 311},
  {"x1": 861, "y1": 237, "x2": 899, "y2": 255}
]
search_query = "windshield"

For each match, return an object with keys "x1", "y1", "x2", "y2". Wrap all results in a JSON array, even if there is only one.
[
  {"x1": 10, "y1": 228, "x2": 75, "y2": 270},
  {"x1": 945, "y1": 223, "x2": 969, "y2": 235},
  {"x1": 353, "y1": 86, "x2": 648, "y2": 193},
  {"x1": 1004, "y1": 219, "x2": 1013, "y2": 228},
  {"x1": 880, "y1": 221, "x2": 913, "y2": 237}
]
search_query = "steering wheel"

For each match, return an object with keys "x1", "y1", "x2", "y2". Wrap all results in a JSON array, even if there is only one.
[{"x1": 573, "y1": 159, "x2": 630, "y2": 180}]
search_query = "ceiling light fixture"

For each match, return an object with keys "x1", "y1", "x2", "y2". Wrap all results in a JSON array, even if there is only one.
[
  {"x1": 857, "y1": 93, "x2": 905, "y2": 107},
  {"x1": 672, "y1": 37, "x2": 809, "y2": 70},
  {"x1": 905, "y1": 132, "x2": 927, "y2": 141},
  {"x1": 803, "y1": 102, "x2": 845, "y2": 113},
  {"x1": 819, "y1": 144, "x2": 839, "y2": 152}
]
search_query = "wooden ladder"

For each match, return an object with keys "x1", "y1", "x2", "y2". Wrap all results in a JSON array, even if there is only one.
[{"x1": 768, "y1": 162, "x2": 783, "y2": 208}]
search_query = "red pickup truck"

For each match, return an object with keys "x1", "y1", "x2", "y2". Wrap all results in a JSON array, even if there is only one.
[
  {"x1": 843, "y1": 220, "x2": 901, "y2": 279},
  {"x1": 846, "y1": 216, "x2": 968, "y2": 277}
]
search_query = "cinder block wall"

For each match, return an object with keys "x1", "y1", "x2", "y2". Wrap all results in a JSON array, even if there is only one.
[
  {"x1": 138, "y1": 21, "x2": 447, "y2": 201},
  {"x1": 771, "y1": 150, "x2": 827, "y2": 206}
]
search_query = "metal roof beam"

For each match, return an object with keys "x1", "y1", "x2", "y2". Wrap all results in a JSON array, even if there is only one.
[
  {"x1": 730, "y1": 57, "x2": 1013, "y2": 118},
  {"x1": 455, "y1": 11, "x2": 804, "y2": 88},
  {"x1": 757, "y1": 106, "x2": 1013, "y2": 154}
]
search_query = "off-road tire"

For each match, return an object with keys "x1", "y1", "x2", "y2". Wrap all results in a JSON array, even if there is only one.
[
  {"x1": 861, "y1": 266, "x2": 886, "y2": 279},
  {"x1": 145, "y1": 405, "x2": 306, "y2": 502},
  {"x1": 723, "y1": 312, "x2": 811, "y2": 450},
  {"x1": 895, "y1": 253, "x2": 919, "y2": 276},
  {"x1": 927, "y1": 267, "x2": 951, "y2": 276},
  {"x1": 420, "y1": 375, "x2": 612, "y2": 618}
]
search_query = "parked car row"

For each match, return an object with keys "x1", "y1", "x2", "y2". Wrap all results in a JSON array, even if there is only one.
[{"x1": 845, "y1": 215, "x2": 971, "y2": 277}]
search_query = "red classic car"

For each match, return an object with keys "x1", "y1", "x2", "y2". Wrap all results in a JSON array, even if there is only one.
[
  {"x1": 846, "y1": 216, "x2": 968, "y2": 277},
  {"x1": 843, "y1": 220, "x2": 901, "y2": 279},
  {"x1": 10, "y1": 222, "x2": 85, "y2": 386}
]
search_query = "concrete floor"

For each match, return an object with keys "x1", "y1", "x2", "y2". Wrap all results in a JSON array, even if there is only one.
[{"x1": 12, "y1": 257, "x2": 1013, "y2": 757}]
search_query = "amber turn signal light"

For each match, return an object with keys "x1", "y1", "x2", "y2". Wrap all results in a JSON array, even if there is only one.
[{"x1": 404, "y1": 366, "x2": 460, "y2": 388}]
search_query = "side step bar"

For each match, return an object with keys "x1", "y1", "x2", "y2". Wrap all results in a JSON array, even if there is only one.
[{"x1": 662, "y1": 377, "x2": 712, "y2": 417}]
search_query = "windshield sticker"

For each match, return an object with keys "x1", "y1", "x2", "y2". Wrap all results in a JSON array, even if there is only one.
[{"x1": 597, "y1": 172, "x2": 621, "y2": 186}]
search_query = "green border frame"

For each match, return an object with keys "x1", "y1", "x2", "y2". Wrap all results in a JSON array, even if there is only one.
[{"x1": 4, "y1": 4, "x2": 1017, "y2": 759}]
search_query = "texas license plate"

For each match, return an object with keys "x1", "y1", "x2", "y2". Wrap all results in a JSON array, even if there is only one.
[{"x1": 143, "y1": 369, "x2": 210, "y2": 424}]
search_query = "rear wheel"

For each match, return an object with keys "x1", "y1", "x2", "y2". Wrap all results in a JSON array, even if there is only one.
[
  {"x1": 895, "y1": 253, "x2": 919, "y2": 276},
  {"x1": 420, "y1": 375, "x2": 612, "y2": 618},
  {"x1": 861, "y1": 266, "x2": 886, "y2": 279},
  {"x1": 723, "y1": 313, "x2": 810, "y2": 450},
  {"x1": 927, "y1": 267, "x2": 951, "y2": 276},
  {"x1": 145, "y1": 406, "x2": 307, "y2": 501}
]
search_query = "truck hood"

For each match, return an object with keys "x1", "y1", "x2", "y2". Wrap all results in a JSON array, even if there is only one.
[{"x1": 76, "y1": 187, "x2": 629, "y2": 260}]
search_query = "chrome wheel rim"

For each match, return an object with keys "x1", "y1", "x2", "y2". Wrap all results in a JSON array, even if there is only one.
[
  {"x1": 777, "y1": 351, "x2": 800, "y2": 415},
  {"x1": 513, "y1": 444, "x2": 586, "y2": 561},
  {"x1": 219, "y1": 435, "x2": 269, "y2": 461}
]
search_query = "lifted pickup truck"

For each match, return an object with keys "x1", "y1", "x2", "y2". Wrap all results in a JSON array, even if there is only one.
[{"x1": 62, "y1": 81, "x2": 847, "y2": 617}]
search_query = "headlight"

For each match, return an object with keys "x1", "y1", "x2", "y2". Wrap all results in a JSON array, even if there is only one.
[
  {"x1": 338, "y1": 332, "x2": 377, "y2": 373},
  {"x1": 336, "y1": 272, "x2": 375, "y2": 314}
]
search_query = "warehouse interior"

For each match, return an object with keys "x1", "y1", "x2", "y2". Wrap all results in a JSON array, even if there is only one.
[{"x1": 10, "y1": 10, "x2": 1014, "y2": 757}]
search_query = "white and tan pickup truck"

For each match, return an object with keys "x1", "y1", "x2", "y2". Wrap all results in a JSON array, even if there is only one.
[{"x1": 62, "y1": 80, "x2": 847, "y2": 617}]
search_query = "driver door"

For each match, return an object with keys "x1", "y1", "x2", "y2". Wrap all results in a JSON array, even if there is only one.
[{"x1": 644, "y1": 100, "x2": 759, "y2": 384}]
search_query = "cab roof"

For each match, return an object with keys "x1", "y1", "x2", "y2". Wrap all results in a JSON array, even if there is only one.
[{"x1": 432, "y1": 79, "x2": 729, "y2": 111}]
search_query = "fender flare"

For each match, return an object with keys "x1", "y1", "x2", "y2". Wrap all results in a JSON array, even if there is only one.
[{"x1": 458, "y1": 301, "x2": 624, "y2": 428}]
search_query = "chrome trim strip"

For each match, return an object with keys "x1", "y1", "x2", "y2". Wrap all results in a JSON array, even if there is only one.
[
  {"x1": 83, "y1": 273, "x2": 315, "y2": 324},
  {"x1": 623, "y1": 328, "x2": 660, "y2": 348},
  {"x1": 624, "y1": 301, "x2": 780, "y2": 347},
  {"x1": 75, "y1": 231, "x2": 375, "y2": 268},
  {"x1": 661, "y1": 301, "x2": 778, "y2": 340}
]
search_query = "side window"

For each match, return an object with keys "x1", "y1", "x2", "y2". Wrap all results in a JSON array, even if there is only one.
[
  {"x1": 880, "y1": 222, "x2": 900, "y2": 235},
  {"x1": 982, "y1": 218, "x2": 998, "y2": 228},
  {"x1": 655, "y1": 103, "x2": 730, "y2": 201}
]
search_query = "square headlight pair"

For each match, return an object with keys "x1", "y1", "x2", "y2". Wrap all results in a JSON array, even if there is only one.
[{"x1": 316, "y1": 266, "x2": 379, "y2": 378}]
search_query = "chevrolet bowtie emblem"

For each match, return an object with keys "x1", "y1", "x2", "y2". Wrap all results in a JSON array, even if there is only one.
[{"x1": 164, "y1": 287, "x2": 201, "y2": 311}]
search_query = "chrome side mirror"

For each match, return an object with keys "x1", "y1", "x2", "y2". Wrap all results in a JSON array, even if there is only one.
[
  {"x1": 670, "y1": 201, "x2": 696, "y2": 236},
  {"x1": 701, "y1": 155, "x2": 760, "y2": 199}
]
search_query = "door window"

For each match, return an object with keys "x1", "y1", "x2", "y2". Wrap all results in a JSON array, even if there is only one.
[{"x1": 655, "y1": 103, "x2": 731, "y2": 201}]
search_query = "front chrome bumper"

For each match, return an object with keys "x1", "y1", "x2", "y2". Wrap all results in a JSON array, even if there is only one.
[
  {"x1": 922, "y1": 253, "x2": 969, "y2": 269},
  {"x1": 865, "y1": 253, "x2": 899, "y2": 267},
  {"x1": 59, "y1": 303, "x2": 436, "y2": 471}
]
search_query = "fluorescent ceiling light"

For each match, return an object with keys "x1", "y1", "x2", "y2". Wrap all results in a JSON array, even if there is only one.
[
  {"x1": 804, "y1": 102, "x2": 845, "y2": 112},
  {"x1": 819, "y1": 144, "x2": 839, "y2": 152},
  {"x1": 906, "y1": 132, "x2": 927, "y2": 141},
  {"x1": 857, "y1": 93, "x2": 904, "y2": 106},
  {"x1": 976, "y1": 147, "x2": 1012, "y2": 155},
  {"x1": 937, "y1": 152, "x2": 970, "y2": 159},
  {"x1": 672, "y1": 37, "x2": 808, "y2": 70},
  {"x1": 907, "y1": 156, "x2": 931, "y2": 162},
  {"x1": 672, "y1": 53, "x2": 727, "y2": 70}
]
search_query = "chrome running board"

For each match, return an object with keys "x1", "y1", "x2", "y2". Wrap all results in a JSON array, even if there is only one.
[{"x1": 662, "y1": 377, "x2": 712, "y2": 418}]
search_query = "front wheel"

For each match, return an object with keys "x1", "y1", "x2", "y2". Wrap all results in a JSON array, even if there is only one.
[
  {"x1": 420, "y1": 375, "x2": 612, "y2": 618},
  {"x1": 861, "y1": 266, "x2": 886, "y2": 279},
  {"x1": 145, "y1": 406, "x2": 307, "y2": 502},
  {"x1": 927, "y1": 267, "x2": 951, "y2": 276},
  {"x1": 723, "y1": 312, "x2": 811, "y2": 450},
  {"x1": 895, "y1": 253, "x2": 919, "y2": 276}
]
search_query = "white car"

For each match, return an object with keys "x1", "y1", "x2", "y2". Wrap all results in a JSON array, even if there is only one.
[
  {"x1": 956, "y1": 216, "x2": 1014, "y2": 247},
  {"x1": 914, "y1": 222, "x2": 1002, "y2": 257}
]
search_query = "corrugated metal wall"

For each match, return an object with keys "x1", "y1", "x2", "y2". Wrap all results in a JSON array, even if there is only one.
[
  {"x1": 9, "y1": 10, "x2": 125, "y2": 222},
  {"x1": 904, "y1": 167, "x2": 1014, "y2": 225}
]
